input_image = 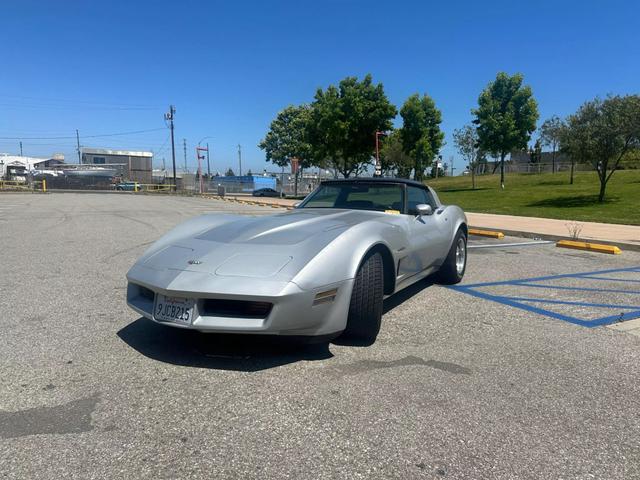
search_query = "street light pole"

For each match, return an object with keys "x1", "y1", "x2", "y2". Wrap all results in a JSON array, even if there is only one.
[
  {"x1": 206, "y1": 142, "x2": 211, "y2": 177},
  {"x1": 197, "y1": 136, "x2": 213, "y2": 178},
  {"x1": 195, "y1": 146, "x2": 208, "y2": 194}
]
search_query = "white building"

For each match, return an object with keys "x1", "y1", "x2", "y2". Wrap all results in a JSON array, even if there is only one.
[{"x1": 0, "y1": 153, "x2": 65, "y2": 179}]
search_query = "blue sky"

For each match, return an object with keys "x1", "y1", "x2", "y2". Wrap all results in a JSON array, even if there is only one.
[{"x1": 1, "y1": 0, "x2": 638, "y2": 174}]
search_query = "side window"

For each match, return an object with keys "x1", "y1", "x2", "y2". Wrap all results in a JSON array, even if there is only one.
[{"x1": 407, "y1": 186, "x2": 435, "y2": 215}]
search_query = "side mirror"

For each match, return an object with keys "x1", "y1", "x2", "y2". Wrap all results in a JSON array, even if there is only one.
[{"x1": 416, "y1": 204, "x2": 433, "y2": 217}]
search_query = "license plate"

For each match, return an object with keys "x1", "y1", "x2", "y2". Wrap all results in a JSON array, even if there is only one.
[{"x1": 153, "y1": 295, "x2": 195, "y2": 325}]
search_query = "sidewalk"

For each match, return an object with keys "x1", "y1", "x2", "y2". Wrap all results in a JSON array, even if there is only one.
[
  {"x1": 467, "y1": 212, "x2": 640, "y2": 250},
  {"x1": 223, "y1": 194, "x2": 640, "y2": 250}
]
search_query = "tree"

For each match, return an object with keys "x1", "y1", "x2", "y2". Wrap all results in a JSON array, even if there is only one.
[
  {"x1": 529, "y1": 138, "x2": 542, "y2": 164},
  {"x1": 429, "y1": 165, "x2": 445, "y2": 178},
  {"x1": 258, "y1": 104, "x2": 313, "y2": 195},
  {"x1": 560, "y1": 95, "x2": 640, "y2": 202},
  {"x1": 540, "y1": 115, "x2": 564, "y2": 173},
  {"x1": 307, "y1": 74, "x2": 397, "y2": 178},
  {"x1": 246, "y1": 169, "x2": 253, "y2": 177},
  {"x1": 258, "y1": 104, "x2": 312, "y2": 168},
  {"x1": 453, "y1": 124, "x2": 485, "y2": 189},
  {"x1": 399, "y1": 94, "x2": 444, "y2": 182},
  {"x1": 473, "y1": 72, "x2": 539, "y2": 188},
  {"x1": 379, "y1": 130, "x2": 413, "y2": 178},
  {"x1": 225, "y1": 168, "x2": 235, "y2": 176}
]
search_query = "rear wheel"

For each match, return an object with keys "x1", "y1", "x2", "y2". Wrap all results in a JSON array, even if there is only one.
[
  {"x1": 435, "y1": 229, "x2": 467, "y2": 284},
  {"x1": 341, "y1": 251, "x2": 384, "y2": 344}
]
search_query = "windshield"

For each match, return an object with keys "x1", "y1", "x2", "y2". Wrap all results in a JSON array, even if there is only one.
[{"x1": 299, "y1": 183, "x2": 404, "y2": 212}]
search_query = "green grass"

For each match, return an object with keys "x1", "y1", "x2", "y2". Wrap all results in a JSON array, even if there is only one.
[{"x1": 428, "y1": 170, "x2": 640, "y2": 225}]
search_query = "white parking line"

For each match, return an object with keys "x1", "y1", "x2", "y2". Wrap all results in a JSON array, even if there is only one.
[{"x1": 469, "y1": 240, "x2": 554, "y2": 249}]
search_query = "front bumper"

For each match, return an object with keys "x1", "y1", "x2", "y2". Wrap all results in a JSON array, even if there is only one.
[{"x1": 126, "y1": 265, "x2": 353, "y2": 337}]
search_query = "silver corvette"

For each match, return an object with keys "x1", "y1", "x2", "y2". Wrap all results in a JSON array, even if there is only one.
[{"x1": 126, "y1": 178, "x2": 467, "y2": 344}]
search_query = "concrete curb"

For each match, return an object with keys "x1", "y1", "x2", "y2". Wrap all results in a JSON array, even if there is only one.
[
  {"x1": 556, "y1": 240, "x2": 622, "y2": 255},
  {"x1": 469, "y1": 228, "x2": 505, "y2": 239},
  {"x1": 471, "y1": 226, "x2": 640, "y2": 253}
]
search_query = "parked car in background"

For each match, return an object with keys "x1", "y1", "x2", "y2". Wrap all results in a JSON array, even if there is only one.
[
  {"x1": 116, "y1": 181, "x2": 141, "y2": 191},
  {"x1": 252, "y1": 187, "x2": 280, "y2": 197}
]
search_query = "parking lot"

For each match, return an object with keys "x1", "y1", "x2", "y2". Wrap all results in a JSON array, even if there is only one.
[{"x1": 1, "y1": 193, "x2": 639, "y2": 479}]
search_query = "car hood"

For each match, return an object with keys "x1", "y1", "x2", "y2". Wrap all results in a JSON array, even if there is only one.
[
  {"x1": 194, "y1": 209, "x2": 372, "y2": 245},
  {"x1": 140, "y1": 209, "x2": 390, "y2": 282}
]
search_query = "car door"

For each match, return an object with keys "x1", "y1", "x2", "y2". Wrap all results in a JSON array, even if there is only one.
[{"x1": 401, "y1": 186, "x2": 451, "y2": 273}]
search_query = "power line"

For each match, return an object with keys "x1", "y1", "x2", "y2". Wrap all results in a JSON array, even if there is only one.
[
  {"x1": 0, "y1": 103, "x2": 159, "y2": 111},
  {"x1": 0, "y1": 127, "x2": 165, "y2": 140},
  {"x1": 84, "y1": 128, "x2": 165, "y2": 139},
  {"x1": 0, "y1": 95, "x2": 160, "y2": 110}
]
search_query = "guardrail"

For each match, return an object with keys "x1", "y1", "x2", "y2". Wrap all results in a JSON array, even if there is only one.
[
  {"x1": 138, "y1": 184, "x2": 174, "y2": 192},
  {"x1": 0, "y1": 180, "x2": 47, "y2": 192}
]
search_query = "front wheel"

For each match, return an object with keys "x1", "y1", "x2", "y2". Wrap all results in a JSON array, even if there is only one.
[
  {"x1": 341, "y1": 251, "x2": 384, "y2": 345},
  {"x1": 435, "y1": 229, "x2": 467, "y2": 285}
]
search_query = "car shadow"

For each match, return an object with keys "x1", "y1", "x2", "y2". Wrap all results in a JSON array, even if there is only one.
[
  {"x1": 435, "y1": 187, "x2": 490, "y2": 193},
  {"x1": 527, "y1": 194, "x2": 620, "y2": 208},
  {"x1": 383, "y1": 276, "x2": 436, "y2": 314},
  {"x1": 117, "y1": 318, "x2": 333, "y2": 372},
  {"x1": 118, "y1": 277, "x2": 437, "y2": 366}
]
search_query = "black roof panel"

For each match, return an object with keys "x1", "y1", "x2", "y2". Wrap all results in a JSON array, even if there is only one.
[{"x1": 320, "y1": 177, "x2": 426, "y2": 188}]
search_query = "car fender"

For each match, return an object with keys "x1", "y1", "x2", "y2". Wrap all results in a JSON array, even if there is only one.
[
  {"x1": 446, "y1": 205, "x2": 467, "y2": 239},
  {"x1": 291, "y1": 220, "x2": 403, "y2": 291}
]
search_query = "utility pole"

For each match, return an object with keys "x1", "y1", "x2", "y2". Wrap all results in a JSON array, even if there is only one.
[
  {"x1": 237, "y1": 144, "x2": 242, "y2": 176},
  {"x1": 19, "y1": 141, "x2": 23, "y2": 156},
  {"x1": 206, "y1": 142, "x2": 211, "y2": 177},
  {"x1": 374, "y1": 131, "x2": 386, "y2": 176},
  {"x1": 281, "y1": 165, "x2": 285, "y2": 198},
  {"x1": 164, "y1": 105, "x2": 177, "y2": 191},
  {"x1": 76, "y1": 129, "x2": 82, "y2": 164},
  {"x1": 182, "y1": 139, "x2": 187, "y2": 173}
]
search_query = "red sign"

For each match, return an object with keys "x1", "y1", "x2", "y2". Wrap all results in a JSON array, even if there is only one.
[{"x1": 291, "y1": 158, "x2": 299, "y2": 174}]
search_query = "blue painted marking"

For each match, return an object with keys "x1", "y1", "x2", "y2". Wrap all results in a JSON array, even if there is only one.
[
  {"x1": 578, "y1": 276, "x2": 640, "y2": 283},
  {"x1": 582, "y1": 310, "x2": 640, "y2": 327},
  {"x1": 449, "y1": 266, "x2": 640, "y2": 327},
  {"x1": 460, "y1": 266, "x2": 640, "y2": 288},
  {"x1": 453, "y1": 286, "x2": 592, "y2": 326},
  {"x1": 507, "y1": 283, "x2": 640, "y2": 295},
  {"x1": 502, "y1": 296, "x2": 640, "y2": 310}
]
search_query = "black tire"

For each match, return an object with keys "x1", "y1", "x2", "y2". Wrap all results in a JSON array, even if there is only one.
[
  {"x1": 435, "y1": 229, "x2": 467, "y2": 285},
  {"x1": 341, "y1": 251, "x2": 384, "y2": 344}
]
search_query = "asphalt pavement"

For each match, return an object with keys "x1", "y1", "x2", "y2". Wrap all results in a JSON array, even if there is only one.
[{"x1": 1, "y1": 193, "x2": 639, "y2": 480}]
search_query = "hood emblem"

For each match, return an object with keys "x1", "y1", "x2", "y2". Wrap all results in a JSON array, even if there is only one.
[{"x1": 187, "y1": 259, "x2": 202, "y2": 265}]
